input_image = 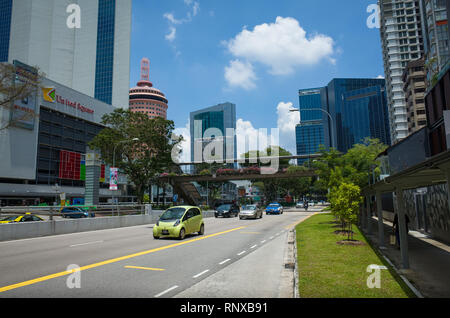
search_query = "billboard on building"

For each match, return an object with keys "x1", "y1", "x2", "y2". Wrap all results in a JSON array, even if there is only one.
[{"x1": 9, "y1": 60, "x2": 38, "y2": 130}]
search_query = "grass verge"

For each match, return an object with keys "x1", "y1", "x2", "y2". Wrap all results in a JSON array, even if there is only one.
[{"x1": 296, "y1": 213, "x2": 416, "y2": 298}]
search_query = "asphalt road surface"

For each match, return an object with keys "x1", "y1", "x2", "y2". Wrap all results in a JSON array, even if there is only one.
[{"x1": 0, "y1": 209, "x2": 320, "y2": 298}]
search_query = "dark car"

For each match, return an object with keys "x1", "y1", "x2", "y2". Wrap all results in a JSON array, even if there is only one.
[
  {"x1": 214, "y1": 204, "x2": 239, "y2": 218},
  {"x1": 61, "y1": 207, "x2": 95, "y2": 219}
]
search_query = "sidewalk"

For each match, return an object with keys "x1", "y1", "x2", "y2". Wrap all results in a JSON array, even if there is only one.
[{"x1": 363, "y1": 216, "x2": 450, "y2": 298}]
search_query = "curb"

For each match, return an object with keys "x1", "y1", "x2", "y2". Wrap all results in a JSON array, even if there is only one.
[
  {"x1": 361, "y1": 230, "x2": 424, "y2": 298},
  {"x1": 381, "y1": 254, "x2": 424, "y2": 298},
  {"x1": 293, "y1": 228, "x2": 299, "y2": 298},
  {"x1": 288, "y1": 212, "x2": 319, "y2": 298}
]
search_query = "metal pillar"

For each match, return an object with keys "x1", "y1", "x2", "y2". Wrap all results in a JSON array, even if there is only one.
[
  {"x1": 444, "y1": 169, "x2": 450, "y2": 217},
  {"x1": 376, "y1": 191, "x2": 385, "y2": 248},
  {"x1": 85, "y1": 151, "x2": 101, "y2": 206},
  {"x1": 395, "y1": 188, "x2": 410, "y2": 269},
  {"x1": 366, "y1": 196, "x2": 372, "y2": 234}
]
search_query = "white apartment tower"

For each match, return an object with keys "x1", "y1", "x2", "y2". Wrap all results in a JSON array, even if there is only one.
[
  {"x1": 0, "y1": 0, "x2": 132, "y2": 108},
  {"x1": 379, "y1": 0, "x2": 424, "y2": 143}
]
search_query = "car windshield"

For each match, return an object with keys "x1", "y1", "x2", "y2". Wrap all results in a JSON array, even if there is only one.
[
  {"x1": 217, "y1": 204, "x2": 231, "y2": 210},
  {"x1": 159, "y1": 208, "x2": 186, "y2": 221},
  {"x1": 1, "y1": 216, "x2": 18, "y2": 221},
  {"x1": 269, "y1": 204, "x2": 279, "y2": 207},
  {"x1": 242, "y1": 205, "x2": 256, "y2": 210}
]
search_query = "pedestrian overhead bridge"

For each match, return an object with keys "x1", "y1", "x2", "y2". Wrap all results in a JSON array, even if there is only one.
[{"x1": 161, "y1": 155, "x2": 321, "y2": 206}]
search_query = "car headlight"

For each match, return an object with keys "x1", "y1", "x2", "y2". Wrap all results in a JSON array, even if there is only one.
[{"x1": 173, "y1": 219, "x2": 180, "y2": 226}]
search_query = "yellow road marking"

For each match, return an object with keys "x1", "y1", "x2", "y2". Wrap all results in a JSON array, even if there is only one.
[
  {"x1": 124, "y1": 266, "x2": 165, "y2": 271},
  {"x1": 0, "y1": 226, "x2": 247, "y2": 294}
]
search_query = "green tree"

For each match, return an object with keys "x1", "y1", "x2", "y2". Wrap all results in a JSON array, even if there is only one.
[
  {"x1": 330, "y1": 182, "x2": 363, "y2": 240},
  {"x1": 89, "y1": 109, "x2": 182, "y2": 204},
  {"x1": 280, "y1": 166, "x2": 312, "y2": 201},
  {"x1": 313, "y1": 138, "x2": 388, "y2": 195}
]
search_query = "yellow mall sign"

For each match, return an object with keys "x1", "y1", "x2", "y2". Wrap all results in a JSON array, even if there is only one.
[{"x1": 42, "y1": 87, "x2": 56, "y2": 103}]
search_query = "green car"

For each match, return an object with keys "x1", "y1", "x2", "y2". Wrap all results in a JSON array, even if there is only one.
[{"x1": 153, "y1": 206, "x2": 205, "y2": 240}]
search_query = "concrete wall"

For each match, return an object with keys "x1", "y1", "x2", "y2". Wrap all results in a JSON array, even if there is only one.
[{"x1": 0, "y1": 210, "x2": 216, "y2": 242}]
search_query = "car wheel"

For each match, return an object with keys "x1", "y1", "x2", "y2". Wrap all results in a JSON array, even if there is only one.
[
  {"x1": 179, "y1": 228, "x2": 186, "y2": 240},
  {"x1": 153, "y1": 235, "x2": 160, "y2": 239},
  {"x1": 198, "y1": 224, "x2": 204, "y2": 235}
]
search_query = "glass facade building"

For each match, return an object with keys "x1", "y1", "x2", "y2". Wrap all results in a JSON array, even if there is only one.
[
  {"x1": 322, "y1": 78, "x2": 391, "y2": 153},
  {"x1": 296, "y1": 79, "x2": 391, "y2": 161},
  {"x1": 296, "y1": 88, "x2": 325, "y2": 165},
  {"x1": 296, "y1": 124, "x2": 324, "y2": 166},
  {"x1": 341, "y1": 85, "x2": 391, "y2": 151},
  {"x1": 190, "y1": 103, "x2": 237, "y2": 166},
  {"x1": 95, "y1": 0, "x2": 116, "y2": 105},
  {"x1": 0, "y1": 0, "x2": 12, "y2": 62}
]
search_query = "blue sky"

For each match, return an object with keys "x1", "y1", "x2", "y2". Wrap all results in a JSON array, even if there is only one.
[{"x1": 129, "y1": 0, "x2": 384, "y2": 159}]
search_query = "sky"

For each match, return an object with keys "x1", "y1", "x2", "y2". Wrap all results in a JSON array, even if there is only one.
[{"x1": 129, "y1": 0, "x2": 385, "y2": 161}]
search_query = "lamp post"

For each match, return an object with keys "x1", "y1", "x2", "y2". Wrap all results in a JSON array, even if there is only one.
[
  {"x1": 289, "y1": 107, "x2": 335, "y2": 149},
  {"x1": 111, "y1": 138, "x2": 139, "y2": 207}
]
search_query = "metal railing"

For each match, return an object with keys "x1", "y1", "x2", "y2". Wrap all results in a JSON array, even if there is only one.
[{"x1": 0, "y1": 204, "x2": 148, "y2": 221}]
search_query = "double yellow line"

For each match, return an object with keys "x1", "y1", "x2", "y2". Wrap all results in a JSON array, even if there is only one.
[{"x1": 0, "y1": 226, "x2": 246, "y2": 294}]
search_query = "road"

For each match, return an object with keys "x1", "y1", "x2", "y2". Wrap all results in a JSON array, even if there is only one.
[{"x1": 0, "y1": 208, "x2": 322, "y2": 298}]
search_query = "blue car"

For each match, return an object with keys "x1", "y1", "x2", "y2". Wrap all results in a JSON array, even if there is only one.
[
  {"x1": 61, "y1": 207, "x2": 95, "y2": 219},
  {"x1": 266, "y1": 203, "x2": 283, "y2": 215}
]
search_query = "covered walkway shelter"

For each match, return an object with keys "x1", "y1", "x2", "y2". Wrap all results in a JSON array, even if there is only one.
[{"x1": 362, "y1": 149, "x2": 450, "y2": 269}]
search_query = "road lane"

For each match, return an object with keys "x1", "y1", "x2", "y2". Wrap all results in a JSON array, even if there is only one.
[{"x1": 0, "y1": 211, "x2": 314, "y2": 297}]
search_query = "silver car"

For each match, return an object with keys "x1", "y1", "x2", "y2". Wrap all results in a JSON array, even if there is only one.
[{"x1": 239, "y1": 204, "x2": 263, "y2": 220}]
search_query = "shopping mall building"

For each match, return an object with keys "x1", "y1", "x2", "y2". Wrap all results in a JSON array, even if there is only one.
[{"x1": 0, "y1": 62, "x2": 127, "y2": 206}]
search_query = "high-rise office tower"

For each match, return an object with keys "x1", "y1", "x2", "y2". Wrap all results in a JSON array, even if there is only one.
[
  {"x1": 296, "y1": 88, "x2": 325, "y2": 165},
  {"x1": 129, "y1": 58, "x2": 168, "y2": 119},
  {"x1": 0, "y1": 0, "x2": 132, "y2": 108},
  {"x1": 323, "y1": 78, "x2": 391, "y2": 153},
  {"x1": 190, "y1": 103, "x2": 237, "y2": 166},
  {"x1": 420, "y1": 0, "x2": 450, "y2": 86},
  {"x1": 379, "y1": 0, "x2": 424, "y2": 143},
  {"x1": 296, "y1": 78, "x2": 391, "y2": 159}
]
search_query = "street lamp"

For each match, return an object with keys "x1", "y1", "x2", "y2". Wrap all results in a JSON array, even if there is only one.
[
  {"x1": 111, "y1": 138, "x2": 140, "y2": 206},
  {"x1": 289, "y1": 108, "x2": 335, "y2": 149}
]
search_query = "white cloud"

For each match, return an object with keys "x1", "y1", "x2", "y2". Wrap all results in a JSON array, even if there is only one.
[
  {"x1": 163, "y1": 13, "x2": 184, "y2": 25},
  {"x1": 236, "y1": 118, "x2": 260, "y2": 157},
  {"x1": 276, "y1": 101, "x2": 298, "y2": 154},
  {"x1": 192, "y1": 2, "x2": 200, "y2": 16},
  {"x1": 224, "y1": 59, "x2": 257, "y2": 90},
  {"x1": 173, "y1": 120, "x2": 191, "y2": 163},
  {"x1": 377, "y1": 75, "x2": 385, "y2": 79},
  {"x1": 165, "y1": 26, "x2": 177, "y2": 42},
  {"x1": 163, "y1": 1, "x2": 200, "y2": 43},
  {"x1": 224, "y1": 16, "x2": 335, "y2": 76},
  {"x1": 276, "y1": 102, "x2": 297, "y2": 134}
]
